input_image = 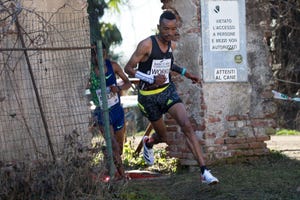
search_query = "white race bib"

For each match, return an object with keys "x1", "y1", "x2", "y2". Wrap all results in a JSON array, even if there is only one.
[
  {"x1": 150, "y1": 58, "x2": 171, "y2": 84},
  {"x1": 96, "y1": 87, "x2": 119, "y2": 108}
]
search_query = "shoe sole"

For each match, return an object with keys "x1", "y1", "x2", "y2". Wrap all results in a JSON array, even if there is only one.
[
  {"x1": 143, "y1": 137, "x2": 154, "y2": 165},
  {"x1": 208, "y1": 180, "x2": 219, "y2": 185},
  {"x1": 143, "y1": 146, "x2": 154, "y2": 165}
]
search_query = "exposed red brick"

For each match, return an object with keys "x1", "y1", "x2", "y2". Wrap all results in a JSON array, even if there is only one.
[
  {"x1": 226, "y1": 115, "x2": 249, "y2": 121},
  {"x1": 249, "y1": 142, "x2": 267, "y2": 149},
  {"x1": 179, "y1": 159, "x2": 198, "y2": 166},
  {"x1": 214, "y1": 138, "x2": 224, "y2": 144},
  {"x1": 227, "y1": 143, "x2": 249, "y2": 150},
  {"x1": 199, "y1": 139, "x2": 206, "y2": 145},
  {"x1": 208, "y1": 116, "x2": 221, "y2": 123},
  {"x1": 204, "y1": 132, "x2": 216, "y2": 139},
  {"x1": 196, "y1": 124, "x2": 206, "y2": 131},
  {"x1": 201, "y1": 104, "x2": 207, "y2": 110},
  {"x1": 168, "y1": 152, "x2": 183, "y2": 159},
  {"x1": 226, "y1": 115, "x2": 238, "y2": 121},
  {"x1": 250, "y1": 119, "x2": 270, "y2": 127},
  {"x1": 255, "y1": 135, "x2": 270, "y2": 142},
  {"x1": 231, "y1": 150, "x2": 245, "y2": 156},
  {"x1": 246, "y1": 137, "x2": 257, "y2": 143},
  {"x1": 224, "y1": 137, "x2": 246, "y2": 144},
  {"x1": 264, "y1": 112, "x2": 276, "y2": 118},
  {"x1": 253, "y1": 148, "x2": 270, "y2": 155}
]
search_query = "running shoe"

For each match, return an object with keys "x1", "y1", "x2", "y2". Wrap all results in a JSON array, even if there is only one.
[
  {"x1": 143, "y1": 136, "x2": 154, "y2": 165},
  {"x1": 201, "y1": 169, "x2": 219, "y2": 185}
]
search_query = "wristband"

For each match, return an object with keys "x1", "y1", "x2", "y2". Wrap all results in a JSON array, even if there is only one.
[
  {"x1": 135, "y1": 71, "x2": 154, "y2": 84},
  {"x1": 181, "y1": 68, "x2": 186, "y2": 76}
]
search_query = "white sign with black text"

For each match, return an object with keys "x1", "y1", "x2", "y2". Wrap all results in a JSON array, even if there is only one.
[
  {"x1": 215, "y1": 68, "x2": 237, "y2": 81},
  {"x1": 209, "y1": 1, "x2": 239, "y2": 51},
  {"x1": 201, "y1": 0, "x2": 248, "y2": 82}
]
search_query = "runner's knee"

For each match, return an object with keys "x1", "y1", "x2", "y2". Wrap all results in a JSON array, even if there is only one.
[{"x1": 179, "y1": 118, "x2": 193, "y2": 133}]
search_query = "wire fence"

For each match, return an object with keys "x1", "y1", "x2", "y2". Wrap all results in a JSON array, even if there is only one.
[{"x1": 0, "y1": 6, "x2": 93, "y2": 162}]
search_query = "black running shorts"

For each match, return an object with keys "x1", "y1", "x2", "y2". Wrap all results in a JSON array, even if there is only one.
[{"x1": 137, "y1": 82, "x2": 182, "y2": 122}]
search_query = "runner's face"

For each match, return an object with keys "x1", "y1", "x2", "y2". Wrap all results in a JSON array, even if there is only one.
[
  {"x1": 93, "y1": 49, "x2": 107, "y2": 66},
  {"x1": 158, "y1": 18, "x2": 177, "y2": 42}
]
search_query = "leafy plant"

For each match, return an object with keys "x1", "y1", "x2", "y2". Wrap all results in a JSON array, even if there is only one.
[
  {"x1": 122, "y1": 141, "x2": 179, "y2": 174},
  {"x1": 276, "y1": 129, "x2": 300, "y2": 135}
]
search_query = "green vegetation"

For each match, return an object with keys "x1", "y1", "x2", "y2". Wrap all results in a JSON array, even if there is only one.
[
  {"x1": 276, "y1": 129, "x2": 300, "y2": 135},
  {"x1": 122, "y1": 141, "x2": 179, "y2": 174}
]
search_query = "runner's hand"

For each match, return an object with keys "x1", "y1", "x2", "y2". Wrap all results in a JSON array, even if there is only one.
[
  {"x1": 154, "y1": 74, "x2": 167, "y2": 85},
  {"x1": 110, "y1": 85, "x2": 120, "y2": 93},
  {"x1": 185, "y1": 72, "x2": 200, "y2": 84}
]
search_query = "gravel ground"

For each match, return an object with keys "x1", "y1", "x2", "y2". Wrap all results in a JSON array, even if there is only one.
[{"x1": 265, "y1": 135, "x2": 300, "y2": 160}]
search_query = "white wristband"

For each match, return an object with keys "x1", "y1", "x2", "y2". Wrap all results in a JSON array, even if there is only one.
[{"x1": 135, "y1": 71, "x2": 154, "y2": 84}]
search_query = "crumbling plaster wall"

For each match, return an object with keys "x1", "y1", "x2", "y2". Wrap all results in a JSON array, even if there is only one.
[{"x1": 162, "y1": 0, "x2": 276, "y2": 165}]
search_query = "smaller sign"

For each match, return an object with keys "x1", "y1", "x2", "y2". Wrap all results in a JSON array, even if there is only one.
[
  {"x1": 234, "y1": 54, "x2": 243, "y2": 64},
  {"x1": 214, "y1": 68, "x2": 237, "y2": 81}
]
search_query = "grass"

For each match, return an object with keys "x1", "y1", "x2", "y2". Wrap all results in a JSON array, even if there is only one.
[
  {"x1": 276, "y1": 129, "x2": 300, "y2": 135},
  {"x1": 1, "y1": 130, "x2": 299, "y2": 199},
  {"x1": 2, "y1": 150, "x2": 298, "y2": 199},
  {"x1": 119, "y1": 130, "x2": 300, "y2": 199},
  {"x1": 121, "y1": 152, "x2": 300, "y2": 200}
]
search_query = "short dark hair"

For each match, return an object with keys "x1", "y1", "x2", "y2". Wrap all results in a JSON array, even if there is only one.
[
  {"x1": 159, "y1": 10, "x2": 176, "y2": 24},
  {"x1": 91, "y1": 41, "x2": 107, "y2": 66},
  {"x1": 91, "y1": 41, "x2": 107, "y2": 50}
]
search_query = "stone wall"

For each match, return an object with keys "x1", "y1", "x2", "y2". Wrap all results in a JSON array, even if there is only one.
[{"x1": 161, "y1": 0, "x2": 276, "y2": 165}]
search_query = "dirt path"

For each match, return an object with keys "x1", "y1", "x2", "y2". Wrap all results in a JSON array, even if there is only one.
[{"x1": 265, "y1": 135, "x2": 300, "y2": 160}]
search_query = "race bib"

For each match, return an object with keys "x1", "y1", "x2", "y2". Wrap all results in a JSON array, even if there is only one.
[
  {"x1": 96, "y1": 87, "x2": 119, "y2": 108},
  {"x1": 150, "y1": 58, "x2": 171, "y2": 84}
]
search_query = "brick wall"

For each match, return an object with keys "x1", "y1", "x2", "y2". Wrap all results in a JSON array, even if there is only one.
[{"x1": 161, "y1": 0, "x2": 276, "y2": 165}]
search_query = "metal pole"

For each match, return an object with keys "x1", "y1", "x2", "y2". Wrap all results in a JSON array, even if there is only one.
[
  {"x1": 96, "y1": 41, "x2": 115, "y2": 179},
  {"x1": 15, "y1": 18, "x2": 56, "y2": 162}
]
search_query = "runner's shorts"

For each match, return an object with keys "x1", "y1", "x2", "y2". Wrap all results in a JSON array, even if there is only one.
[
  {"x1": 93, "y1": 104, "x2": 125, "y2": 131},
  {"x1": 137, "y1": 82, "x2": 182, "y2": 122}
]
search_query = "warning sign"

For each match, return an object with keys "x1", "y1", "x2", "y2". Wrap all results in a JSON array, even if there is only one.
[
  {"x1": 209, "y1": 1, "x2": 240, "y2": 51},
  {"x1": 215, "y1": 68, "x2": 237, "y2": 81},
  {"x1": 201, "y1": 0, "x2": 247, "y2": 82}
]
